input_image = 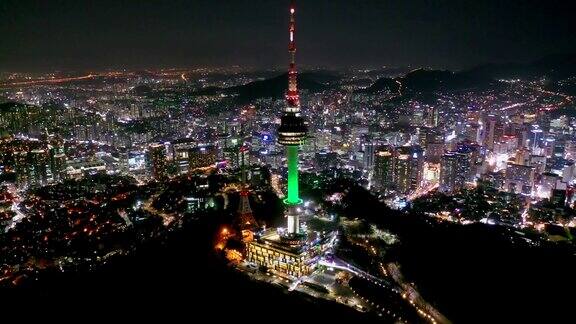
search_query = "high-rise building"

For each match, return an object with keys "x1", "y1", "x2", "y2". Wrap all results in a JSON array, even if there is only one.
[
  {"x1": 530, "y1": 155, "x2": 547, "y2": 174},
  {"x1": 361, "y1": 138, "x2": 375, "y2": 171},
  {"x1": 14, "y1": 150, "x2": 30, "y2": 187},
  {"x1": 51, "y1": 153, "x2": 67, "y2": 182},
  {"x1": 551, "y1": 189, "x2": 567, "y2": 207},
  {"x1": 425, "y1": 106, "x2": 439, "y2": 127},
  {"x1": 395, "y1": 146, "x2": 424, "y2": 194},
  {"x1": 216, "y1": 123, "x2": 231, "y2": 160},
  {"x1": 9, "y1": 147, "x2": 51, "y2": 188},
  {"x1": 465, "y1": 123, "x2": 481, "y2": 144},
  {"x1": 148, "y1": 143, "x2": 167, "y2": 180},
  {"x1": 439, "y1": 151, "x2": 469, "y2": 194},
  {"x1": 550, "y1": 158, "x2": 575, "y2": 184},
  {"x1": 395, "y1": 152, "x2": 411, "y2": 194},
  {"x1": 49, "y1": 136, "x2": 67, "y2": 182},
  {"x1": 426, "y1": 141, "x2": 445, "y2": 163},
  {"x1": 494, "y1": 122, "x2": 505, "y2": 148},
  {"x1": 315, "y1": 150, "x2": 338, "y2": 170},
  {"x1": 553, "y1": 142, "x2": 566, "y2": 158},
  {"x1": 407, "y1": 146, "x2": 425, "y2": 192},
  {"x1": 483, "y1": 115, "x2": 497, "y2": 150},
  {"x1": 505, "y1": 163, "x2": 535, "y2": 195},
  {"x1": 29, "y1": 149, "x2": 49, "y2": 187},
  {"x1": 530, "y1": 126, "x2": 544, "y2": 152},
  {"x1": 456, "y1": 143, "x2": 482, "y2": 182},
  {"x1": 189, "y1": 145, "x2": 218, "y2": 169},
  {"x1": 373, "y1": 146, "x2": 394, "y2": 192},
  {"x1": 171, "y1": 138, "x2": 196, "y2": 174},
  {"x1": 373, "y1": 145, "x2": 423, "y2": 195},
  {"x1": 514, "y1": 123, "x2": 530, "y2": 148},
  {"x1": 418, "y1": 126, "x2": 440, "y2": 148},
  {"x1": 537, "y1": 172, "x2": 562, "y2": 199}
]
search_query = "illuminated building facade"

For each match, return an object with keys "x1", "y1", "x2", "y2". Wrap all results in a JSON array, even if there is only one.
[
  {"x1": 537, "y1": 172, "x2": 562, "y2": 199},
  {"x1": 315, "y1": 150, "x2": 338, "y2": 170},
  {"x1": 483, "y1": 114, "x2": 500, "y2": 150},
  {"x1": 505, "y1": 163, "x2": 535, "y2": 195},
  {"x1": 425, "y1": 105, "x2": 439, "y2": 128},
  {"x1": 373, "y1": 146, "x2": 394, "y2": 192},
  {"x1": 399, "y1": 146, "x2": 424, "y2": 194},
  {"x1": 49, "y1": 137, "x2": 67, "y2": 182},
  {"x1": 247, "y1": 230, "x2": 312, "y2": 277},
  {"x1": 189, "y1": 145, "x2": 218, "y2": 169},
  {"x1": 530, "y1": 126, "x2": 544, "y2": 152},
  {"x1": 170, "y1": 138, "x2": 196, "y2": 174},
  {"x1": 515, "y1": 147, "x2": 531, "y2": 166},
  {"x1": 465, "y1": 123, "x2": 481, "y2": 144},
  {"x1": 362, "y1": 139, "x2": 375, "y2": 170},
  {"x1": 13, "y1": 148, "x2": 50, "y2": 188},
  {"x1": 395, "y1": 152, "x2": 412, "y2": 193},
  {"x1": 148, "y1": 143, "x2": 167, "y2": 180},
  {"x1": 426, "y1": 141, "x2": 445, "y2": 164},
  {"x1": 373, "y1": 146, "x2": 423, "y2": 194},
  {"x1": 439, "y1": 151, "x2": 469, "y2": 194}
]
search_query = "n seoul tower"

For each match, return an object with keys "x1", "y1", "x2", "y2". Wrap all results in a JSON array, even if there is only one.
[{"x1": 277, "y1": 1, "x2": 307, "y2": 234}]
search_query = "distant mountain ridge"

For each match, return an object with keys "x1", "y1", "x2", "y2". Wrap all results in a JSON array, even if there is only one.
[
  {"x1": 465, "y1": 53, "x2": 576, "y2": 80},
  {"x1": 356, "y1": 77, "x2": 401, "y2": 94},
  {"x1": 357, "y1": 68, "x2": 497, "y2": 95},
  {"x1": 192, "y1": 72, "x2": 338, "y2": 103},
  {"x1": 358, "y1": 53, "x2": 576, "y2": 95},
  {"x1": 186, "y1": 53, "x2": 576, "y2": 100}
]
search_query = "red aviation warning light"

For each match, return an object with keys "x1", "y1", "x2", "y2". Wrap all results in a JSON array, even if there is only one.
[
  {"x1": 289, "y1": 6, "x2": 296, "y2": 52},
  {"x1": 286, "y1": 1, "x2": 299, "y2": 110}
]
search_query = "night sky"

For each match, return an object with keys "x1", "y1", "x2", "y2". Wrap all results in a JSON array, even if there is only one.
[{"x1": 0, "y1": 0, "x2": 575, "y2": 72}]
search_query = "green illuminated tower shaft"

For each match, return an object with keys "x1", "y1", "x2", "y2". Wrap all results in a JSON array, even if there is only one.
[
  {"x1": 277, "y1": 2, "x2": 307, "y2": 234},
  {"x1": 286, "y1": 145, "x2": 300, "y2": 205}
]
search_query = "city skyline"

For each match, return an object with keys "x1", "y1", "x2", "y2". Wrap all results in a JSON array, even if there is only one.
[
  {"x1": 2, "y1": 1, "x2": 576, "y2": 322},
  {"x1": 1, "y1": 0, "x2": 575, "y2": 72}
]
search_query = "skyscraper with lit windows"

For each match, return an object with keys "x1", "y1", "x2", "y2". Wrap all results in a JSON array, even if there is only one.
[
  {"x1": 148, "y1": 143, "x2": 167, "y2": 180},
  {"x1": 440, "y1": 152, "x2": 469, "y2": 194}
]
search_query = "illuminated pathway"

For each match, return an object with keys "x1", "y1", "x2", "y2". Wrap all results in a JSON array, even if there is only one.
[
  {"x1": 319, "y1": 256, "x2": 449, "y2": 323},
  {"x1": 142, "y1": 193, "x2": 176, "y2": 226},
  {"x1": 406, "y1": 182, "x2": 439, "y2": 202},
  {"x1": 319, "y1": 257, "x2": 389, "y2": 286},
  {"x1": 4, "y1": 185, "x2": 26, "y2": 232},
  {"x1": 386, "y1": 263, "x2": 450, "y2": 324}
]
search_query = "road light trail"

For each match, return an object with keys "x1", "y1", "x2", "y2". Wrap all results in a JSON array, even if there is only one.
[{"x1": 0, "y1": 72, "x2": 128, "y2": 88}]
